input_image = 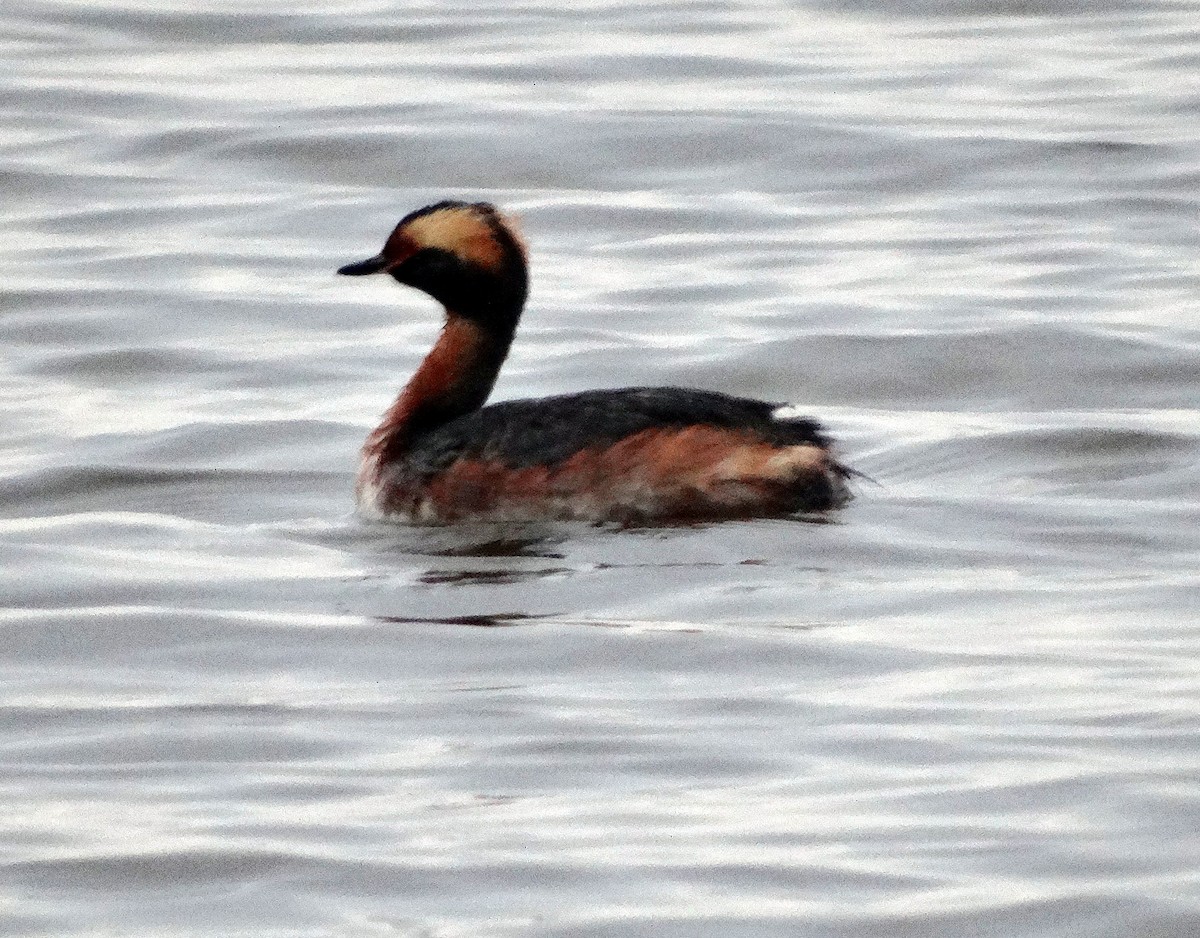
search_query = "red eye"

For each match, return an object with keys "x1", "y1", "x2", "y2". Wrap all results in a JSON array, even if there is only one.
[{"x1": 382, "y1": 232, "x2": 418, "y2": 267}]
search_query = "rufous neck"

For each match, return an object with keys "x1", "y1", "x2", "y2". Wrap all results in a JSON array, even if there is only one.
[{"x1": 368, "y1": 313, "x2": 513, "y2": 456}]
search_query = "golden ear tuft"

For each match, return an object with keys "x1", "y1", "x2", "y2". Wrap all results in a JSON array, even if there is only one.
[{"x1": 404, "y1": 203, "x2": 516, "y2": 272}]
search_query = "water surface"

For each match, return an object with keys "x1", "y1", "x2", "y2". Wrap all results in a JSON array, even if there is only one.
[{"x1": 3, "y1": 1, "x2": 1199, "y2": 936}]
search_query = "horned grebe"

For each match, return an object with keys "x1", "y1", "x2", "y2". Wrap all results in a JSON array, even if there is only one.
[{"x1": 339, "y1": 200, "x2": 851, "y2": 523}]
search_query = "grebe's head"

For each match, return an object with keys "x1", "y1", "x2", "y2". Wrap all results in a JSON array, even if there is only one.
[{"x1": 338, "y1": 200, "x2": 527, "y2": 325}]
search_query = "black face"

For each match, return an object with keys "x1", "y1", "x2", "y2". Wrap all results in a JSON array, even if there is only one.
[
  {"x1": 390, "y1": 247, "x2": 527, "y2": 329},
  {"x1": 336, "y1": 247, "x2": 474, "y2": 301},
  {"x1": 389, "y1": 247, "x2": 460, "y2": 293},
  {"x1": 338, "y1": 202, "x2": 529, "y2": 331}
]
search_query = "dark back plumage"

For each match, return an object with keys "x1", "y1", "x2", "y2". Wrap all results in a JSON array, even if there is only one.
[{"x1": 399, "y1": 387, "x2": 832, "y2": 478}]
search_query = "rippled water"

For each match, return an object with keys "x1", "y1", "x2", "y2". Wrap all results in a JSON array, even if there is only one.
[{"x1": 4, "y1": 1, "x2": 1199, "y2": 935}]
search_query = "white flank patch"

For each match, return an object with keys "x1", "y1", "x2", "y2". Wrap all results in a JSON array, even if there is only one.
[
  {"x1": 771, "y1": 403, "x2": 809, "y2": 421},
  {"x1": 354, "y1": 456, "x2": 390, "y2": 522}
]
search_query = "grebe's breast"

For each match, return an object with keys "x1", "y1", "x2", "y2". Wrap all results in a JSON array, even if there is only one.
[{"x1": 357, "y1": 387, "x2": 849, "y2": 523}]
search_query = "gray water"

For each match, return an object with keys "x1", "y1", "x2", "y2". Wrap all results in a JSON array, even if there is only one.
[{"x1": 3, "y1": 2, "x2": 1200, "y2": 936}]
